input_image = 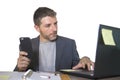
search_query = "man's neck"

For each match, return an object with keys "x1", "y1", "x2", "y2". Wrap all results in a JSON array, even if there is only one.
[{"x1": 40, "y1": 37, "x2": 49, "y2": 43}]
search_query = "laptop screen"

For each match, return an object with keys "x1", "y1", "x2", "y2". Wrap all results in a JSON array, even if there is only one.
[{"x1": 94, "y1": 24, "x2": 120, "y2": 78}]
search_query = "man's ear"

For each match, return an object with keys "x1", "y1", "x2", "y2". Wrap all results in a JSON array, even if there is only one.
[{"x1": 34, "y1": 25, "x2": 40, "y2": 32}]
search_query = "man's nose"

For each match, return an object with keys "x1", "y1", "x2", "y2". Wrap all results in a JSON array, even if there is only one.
[{"x1": 51, "y1": 25, "x2": 57, "y2": 31}]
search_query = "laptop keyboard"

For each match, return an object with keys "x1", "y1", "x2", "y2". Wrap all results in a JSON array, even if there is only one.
[{"x1": 78, "y1": 69, "x2": 94, "y2": 76}]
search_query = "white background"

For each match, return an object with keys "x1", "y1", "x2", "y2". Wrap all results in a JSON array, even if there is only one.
[{"x1": 0, "y1": 0, "x2": 120, "y2": 71}]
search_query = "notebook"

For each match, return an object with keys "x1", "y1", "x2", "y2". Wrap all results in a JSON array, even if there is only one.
[{"x1": 60, "y1": 24, "x2": 120, "y2": 79}]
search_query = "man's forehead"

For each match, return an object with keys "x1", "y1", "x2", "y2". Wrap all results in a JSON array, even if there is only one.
[{"x1": 41, "y1": 16, "x2": 57, "y2": 24}]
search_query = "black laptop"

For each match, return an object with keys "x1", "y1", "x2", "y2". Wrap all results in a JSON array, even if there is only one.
[{"x1": 60, "y1": 24, "x2": 120, "y2": 79}]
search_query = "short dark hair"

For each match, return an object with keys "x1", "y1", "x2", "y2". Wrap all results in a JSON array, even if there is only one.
[{"x1": 33, "y1": 7, "x2": 56, "y2": 26}]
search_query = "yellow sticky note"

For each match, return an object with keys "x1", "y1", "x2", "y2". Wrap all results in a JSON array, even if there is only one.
[
  {"x1": 102, "y1": 28, "x2": 116, "y2": 46},
  {"x1": 0, "y1": 75, "x2": 10, "y2": 80}
]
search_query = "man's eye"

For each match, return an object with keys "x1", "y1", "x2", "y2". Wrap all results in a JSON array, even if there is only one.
[
  {"x1": 54, "y1": 22, "x2": 57, "y2": 26},
  {"x1": 45, "y1": 24, "x2": 50, "y2": 28}
]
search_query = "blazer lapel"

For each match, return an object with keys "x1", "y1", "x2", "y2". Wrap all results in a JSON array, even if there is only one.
[
  {"x1": 55, "y1": 36, "x2": 64, "y2": 71},
  {"x1": 31, "y1": 36, "x2": 40, "y2": 71}
]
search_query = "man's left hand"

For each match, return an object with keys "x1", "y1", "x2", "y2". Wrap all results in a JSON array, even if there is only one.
[{"x1": 72, "y1": 56, "x2": 94, "y2": 71}]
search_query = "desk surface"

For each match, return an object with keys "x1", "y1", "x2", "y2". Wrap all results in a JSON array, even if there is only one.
[
  {"x1": 61, "y1": 74, "x2": 120, "y2": 80},
  {"x1": 0, "y1": 71, "x2": 120, "y2": 80},
  {"x1": 62, "y1": 74, "x2": 120, "y2": 80}
]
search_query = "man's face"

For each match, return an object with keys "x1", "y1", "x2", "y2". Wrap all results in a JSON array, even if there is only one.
[{"x1": 36, "y1": 16, "x2": 58, "y2": 42}]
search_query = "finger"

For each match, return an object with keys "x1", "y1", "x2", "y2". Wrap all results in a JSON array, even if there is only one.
[
  {"x1": 20, "y1": 67, "x2": 27, "y2": 71},
  {"x1": 19, "y1": 51, "x2": 30, "y2": 61},
  {"x1": 86, "y1": 63, "x2": 91, "y2": 71},
  {"x1": 19, "y1": 55, "x2": 30, "y2": 62},
  {"x1": 19, "y1": 51, "x2": 28, "y2": 56},
  {"x1": 17, "y1": 56, "x2": 30, "y2": 67},
  {"x1": 72, "y1": 63, "x2": 85, "y2": 69},
  {"x1": 81, "y1": 62, "x2": 85, "y2": 69},
  {"x1": 19, "y1": 60, "x2": 30, "y2": 66},
  {"x1": 17, "y1": 59, "x2": 30, "y2": 71},
  {"x1": 18, "y1": 63, "x2": 28, "y2": 71},
  {"x1": 87, "y1": 61, "x2": 95, "y2": 70},
  {"x1": 91, "y1": 62, "x2": 95, "y2": 70}
]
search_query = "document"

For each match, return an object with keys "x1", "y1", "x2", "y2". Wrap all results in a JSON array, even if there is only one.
[
  {"x1": 9, "y1": 71, "x2": 61, "y2": 80},
  {"x1": 0, "y1": 71, "x2": 61, "y2": 80},
  {"x1": 102, "y1": 28, "x2": 116, "y2": 46}
]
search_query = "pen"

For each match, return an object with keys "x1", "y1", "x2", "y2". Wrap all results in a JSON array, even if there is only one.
[
  {"x1": 40, "y1": 75, "x2": 50, "y2": 79},
  {"x1": 22, "y1": 69, "x2": 33, "y2": 80}
]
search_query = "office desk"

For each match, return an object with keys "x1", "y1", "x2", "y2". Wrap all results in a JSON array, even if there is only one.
[
  {"x1": 61, "y1": 73, "x2": 120, "y2": 80},
  {"x1": 0, "y1": 71, "x2": 120, "y2": 80}
]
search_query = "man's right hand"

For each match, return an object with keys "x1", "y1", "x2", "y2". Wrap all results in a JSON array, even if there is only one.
[{"x1": 17, "y1": 51, "x2": 31, "y2": 71}]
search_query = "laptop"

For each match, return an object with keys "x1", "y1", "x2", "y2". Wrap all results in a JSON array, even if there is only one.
[{"x1": 60, "y1": 24, "x2": 120, "y2": 79}]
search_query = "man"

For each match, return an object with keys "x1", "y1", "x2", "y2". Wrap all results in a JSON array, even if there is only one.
[{"x1": 14, "y1": 7, "x2": 94, "y2": 72}]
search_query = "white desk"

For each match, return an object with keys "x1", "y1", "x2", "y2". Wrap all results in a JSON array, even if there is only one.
[
  {"x1": 0, "y1": 71, "x2": 120, "y2": 80},
  {"x1": 0, "y1": 71, "x2": 61, "y2": 80}
]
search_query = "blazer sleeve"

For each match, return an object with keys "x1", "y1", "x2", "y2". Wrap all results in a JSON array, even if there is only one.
[{"x1": 71, "y1": 40, "x2": 80, "y2": 67}]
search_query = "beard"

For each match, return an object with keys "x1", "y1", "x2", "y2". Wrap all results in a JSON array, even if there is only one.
[
  {"x1": 41, "y1": 31, "x2": 57, "y2": 41},
  {"x1": 48, "y1": 32, "x2": 57, "y2": 41}
]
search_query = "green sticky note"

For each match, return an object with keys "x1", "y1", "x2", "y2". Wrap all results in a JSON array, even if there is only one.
[{"x1": 0, "y1": 75, "x2": 10, "y2": 80}]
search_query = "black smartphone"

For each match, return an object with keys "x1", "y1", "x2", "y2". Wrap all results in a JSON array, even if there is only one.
[{"x1": 19, "y1": 37, "x2": 33, "y2": 59}]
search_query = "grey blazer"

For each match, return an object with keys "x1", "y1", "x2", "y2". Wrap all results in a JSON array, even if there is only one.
[{"x1": 14, "y1": 35, "x2": 80, "y2": 71}]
